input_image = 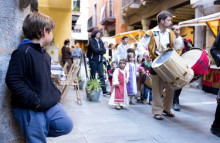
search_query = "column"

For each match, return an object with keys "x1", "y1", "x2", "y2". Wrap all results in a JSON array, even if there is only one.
[
  {"x1": 0, "y1": 0, "x2": 30, "y2": 142},
  {"x1": 127, "y1": 25, "x2": 134, "y2": 31},
  {"x1": 194, "y1": 6, "x2": 205, "y2": 49},
  {"x1": 141, "y1": 18, "x2": 151, "y2": 31}
]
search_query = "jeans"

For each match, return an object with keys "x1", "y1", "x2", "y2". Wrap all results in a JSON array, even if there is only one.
[
  {"x1": 12, "y1": 103, "x2": 73, "y2": 143},
  {"x1": 89, "y1": 60, "x2": 107, "y2": 93},
  {"x1": 143, "y1": 84, "x2": 152, "y2": 101},
  {"x1": 173, "y1": 88, "x2": 182, "y2": 104}
]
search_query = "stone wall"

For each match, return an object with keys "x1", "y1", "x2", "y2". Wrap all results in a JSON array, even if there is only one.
[{"x1": 0, "y1": 0, "x2": 30, "y2": 142}]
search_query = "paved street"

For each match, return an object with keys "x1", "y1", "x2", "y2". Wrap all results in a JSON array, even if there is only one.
[{"x1": 47, "y1": 83, "x2": 219, "y2": 143}]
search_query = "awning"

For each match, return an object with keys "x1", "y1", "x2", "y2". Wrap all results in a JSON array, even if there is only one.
[
  {"x1": 112, "y1": 29, "x2": 145, "y2": 42},
  {"x1": 179, "y1": 12, "x2": 220, "y2": 36}
]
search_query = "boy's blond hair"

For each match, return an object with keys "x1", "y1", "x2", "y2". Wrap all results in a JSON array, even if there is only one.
[{"x1": 22, "y1": 12, "x2": 55, "y2": 40}]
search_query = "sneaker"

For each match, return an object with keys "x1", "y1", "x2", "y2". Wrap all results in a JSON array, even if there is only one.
[
  {"x1": 172, "y1": 103, "x2": 181, "y2": 111},
  {"x1": 103, "y1": 92, "x2": 110, "y2": 96}
]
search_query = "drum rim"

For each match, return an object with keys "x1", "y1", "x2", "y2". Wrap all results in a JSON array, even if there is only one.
[
  {"x1": 181, "y1": 48, "x2": 203, "y2": 68},
  {"x1": 152, "y1": 49, "x2": 174, "y2": 67},
  {"x1": 181, "y1": 48, "x2": 203, "y2": 56}
]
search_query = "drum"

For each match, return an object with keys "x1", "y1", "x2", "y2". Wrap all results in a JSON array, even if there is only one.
[
  {"x1": 151, "y1": 49, "x2": 194, "y2": 90},
  {"x1": 144, "y1": 74, "x2": 152, "y2": 88},
  {"x1": 181, "y1": 48, "x2": 210, "y2": 82}
]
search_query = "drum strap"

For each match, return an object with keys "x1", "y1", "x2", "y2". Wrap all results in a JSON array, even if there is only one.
[{"x1": 146, "y1": 29, "x2": 175, "y2": 60}]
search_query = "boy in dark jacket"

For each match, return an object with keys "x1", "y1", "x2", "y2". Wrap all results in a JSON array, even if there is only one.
[{"x1": 5, "y1": 12, "x2": 73, "y2": 142}]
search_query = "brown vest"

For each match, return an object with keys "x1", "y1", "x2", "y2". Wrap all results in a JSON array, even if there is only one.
[{"x1": 146, "y1": 29, "x2": 175, "y2": 60}]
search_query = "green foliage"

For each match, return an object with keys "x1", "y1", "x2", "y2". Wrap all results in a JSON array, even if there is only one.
[
  {"x1": 85, "y1": 79, "x2": 102, "y2": 94},
  {"x1": 73, "y1": 6, "x2": 80, "y2": 11}
]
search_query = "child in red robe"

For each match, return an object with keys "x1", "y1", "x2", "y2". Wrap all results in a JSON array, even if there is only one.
[{"x1": 109, "y1": 59, "x2": 129, "y2": 110}]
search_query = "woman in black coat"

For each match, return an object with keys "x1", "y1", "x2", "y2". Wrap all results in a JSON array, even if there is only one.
[
  {"x1": 210, "y1": 32, "x2": 220, "y2": 137},
  {"x1": 88, "y1": 30, "x2": 109, "y2": 96}
]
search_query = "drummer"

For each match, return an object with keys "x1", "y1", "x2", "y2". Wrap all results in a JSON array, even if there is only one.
[{"x1": 137, "y1": 11, "x2": 184, "y2": 120}]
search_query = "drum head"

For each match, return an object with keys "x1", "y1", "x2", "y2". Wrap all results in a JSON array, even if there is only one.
[
  {"x1": 181, "y1": 49, "x2": 202, "y2": 68},
  {"x1": 154, "y1": 49, "x2": 173, "y2": 64}
]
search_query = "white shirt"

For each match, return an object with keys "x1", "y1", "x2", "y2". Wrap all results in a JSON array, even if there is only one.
[
  {"x1": 116, "y1": 43, "x2": 130, "y2": 61},
  {"x1": 152, "y1": 26, "x2": 170, "y2": 50},
  {"x1": 137, "y1": 26, "x2": 183, "y2": 55},
  {"x1": 173, "y1": 36, "x2": 184, "y2": 51},
  {"x1": 112, "y1": 49, "x2": 118, "y2": 62}
]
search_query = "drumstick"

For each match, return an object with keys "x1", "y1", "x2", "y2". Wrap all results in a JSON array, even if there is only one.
[{"x1": 155, "y1": 51, "x2": 160, "y2": 56}]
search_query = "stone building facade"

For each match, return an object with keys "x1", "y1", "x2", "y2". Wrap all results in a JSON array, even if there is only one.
[{"x1": 0, "y1": 0, "x2": 30, "y2": 142}]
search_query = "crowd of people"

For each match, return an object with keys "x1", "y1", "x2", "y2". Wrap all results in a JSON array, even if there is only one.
[
  {"x1": 4, "y1": 9, "x2": 219, "y2": 142},
  {"x1": 61, "y1": 39, "x2": 82, "y2": 72},
  {"x1": 87, "y1": 10, "x2": 220, "y2": 137}
]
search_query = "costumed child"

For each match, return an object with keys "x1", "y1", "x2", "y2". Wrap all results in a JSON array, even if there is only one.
[
  {"x1": 109, "y1": 59, "x2": 129, "y2": 110},
  {"x1": 136, "y1": 54, "x2": 143, "y2": 102},
  {"x1": 139, "y1": 52, "x2": 153, "y2": 104},
  {"x1": 126, "y1": 52, "x2": 137, "y2": 105}
]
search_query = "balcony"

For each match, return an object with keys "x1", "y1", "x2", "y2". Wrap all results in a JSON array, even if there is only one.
[
  {"x1": 72, "y1": 0, "x2": 80, "y2": 20},
  {"x1": 72, "y1": 14, "x2": 80, "y2": 31},
  {"x1": 72, "y1": 24, "x2": 81, "y2": 33},
  {"x1": 122, "y1": 0, "x2": 142, "y2": 9},
  {"x1": 122, "y1": 0, "x2": 152, "y2": 17},
  {"x1": 100, "y1": 0, "x2": 116, "y2": 26},
  {"x1": 88, "y1": 16, "x2": 98, "y2": 32}
]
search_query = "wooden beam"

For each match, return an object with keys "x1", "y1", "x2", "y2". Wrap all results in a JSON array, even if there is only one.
[
  {"x1": 127, "y1": 0, "x2": 189, "y2": 25},
  {"x1": 174, "y1": 10, "x2": 195, "y2": 14},
  {"x1": 173, "y1": 15, "x2": 195, "y2": 19},
  {"x1": 177, "y1": 7, "x2": 194, "y2": 11}
]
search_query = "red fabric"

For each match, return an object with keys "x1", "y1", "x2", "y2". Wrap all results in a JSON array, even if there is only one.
[
  {"x1": 109, "y1": 79, "x2": 113, "y2": 87},
  {"x1": 108, "y1": 69, "x2": 113, "y2": 87},
  {"x1": 203, "y1": 80, "x2": 213, "y2": 87},
  {"x1": 203, "y1": 68, "x2": 220, "y2": 88},
  {"x1": 191, "y1": 51, "x2": 209, "y2": 75},
  {"x1": 114, "y1": 70, "x2": 125, "y2": 103},
  {"x1": 182, "y1": 39, "x2": 192, "y2": 53}
]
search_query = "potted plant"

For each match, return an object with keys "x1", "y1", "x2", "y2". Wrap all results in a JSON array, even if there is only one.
[
  {"x1": 85, "y1": 79, "x2": 102, "y2": 102},
  {"x1": 78, "y1": 76, "x2": 84, "y2": 90}
]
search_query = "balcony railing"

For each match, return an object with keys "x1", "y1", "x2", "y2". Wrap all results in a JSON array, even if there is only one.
[
  {"x1": 122, "y1": 0, "x2": 141, "y2": 9},
  {"x1": 73, "y1": 24, "x2": 81, "y2": 33},
  {"x1": 88, "y1": 16, "x2": 98, "y2": 32},
  {"x1": 100, "y1": 0, "x2": 115, "y2": 25}
]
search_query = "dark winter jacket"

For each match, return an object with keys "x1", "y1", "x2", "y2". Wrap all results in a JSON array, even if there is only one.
[
  {"x1": 87, "y1": 38, "x2": 106, "y2": 62},
  {"x1": 211, "y1": 32, "x2": 220, "y2": 67},
  {"x1": 5, "y1": 40, "x2": 61, "y2": 111}
]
